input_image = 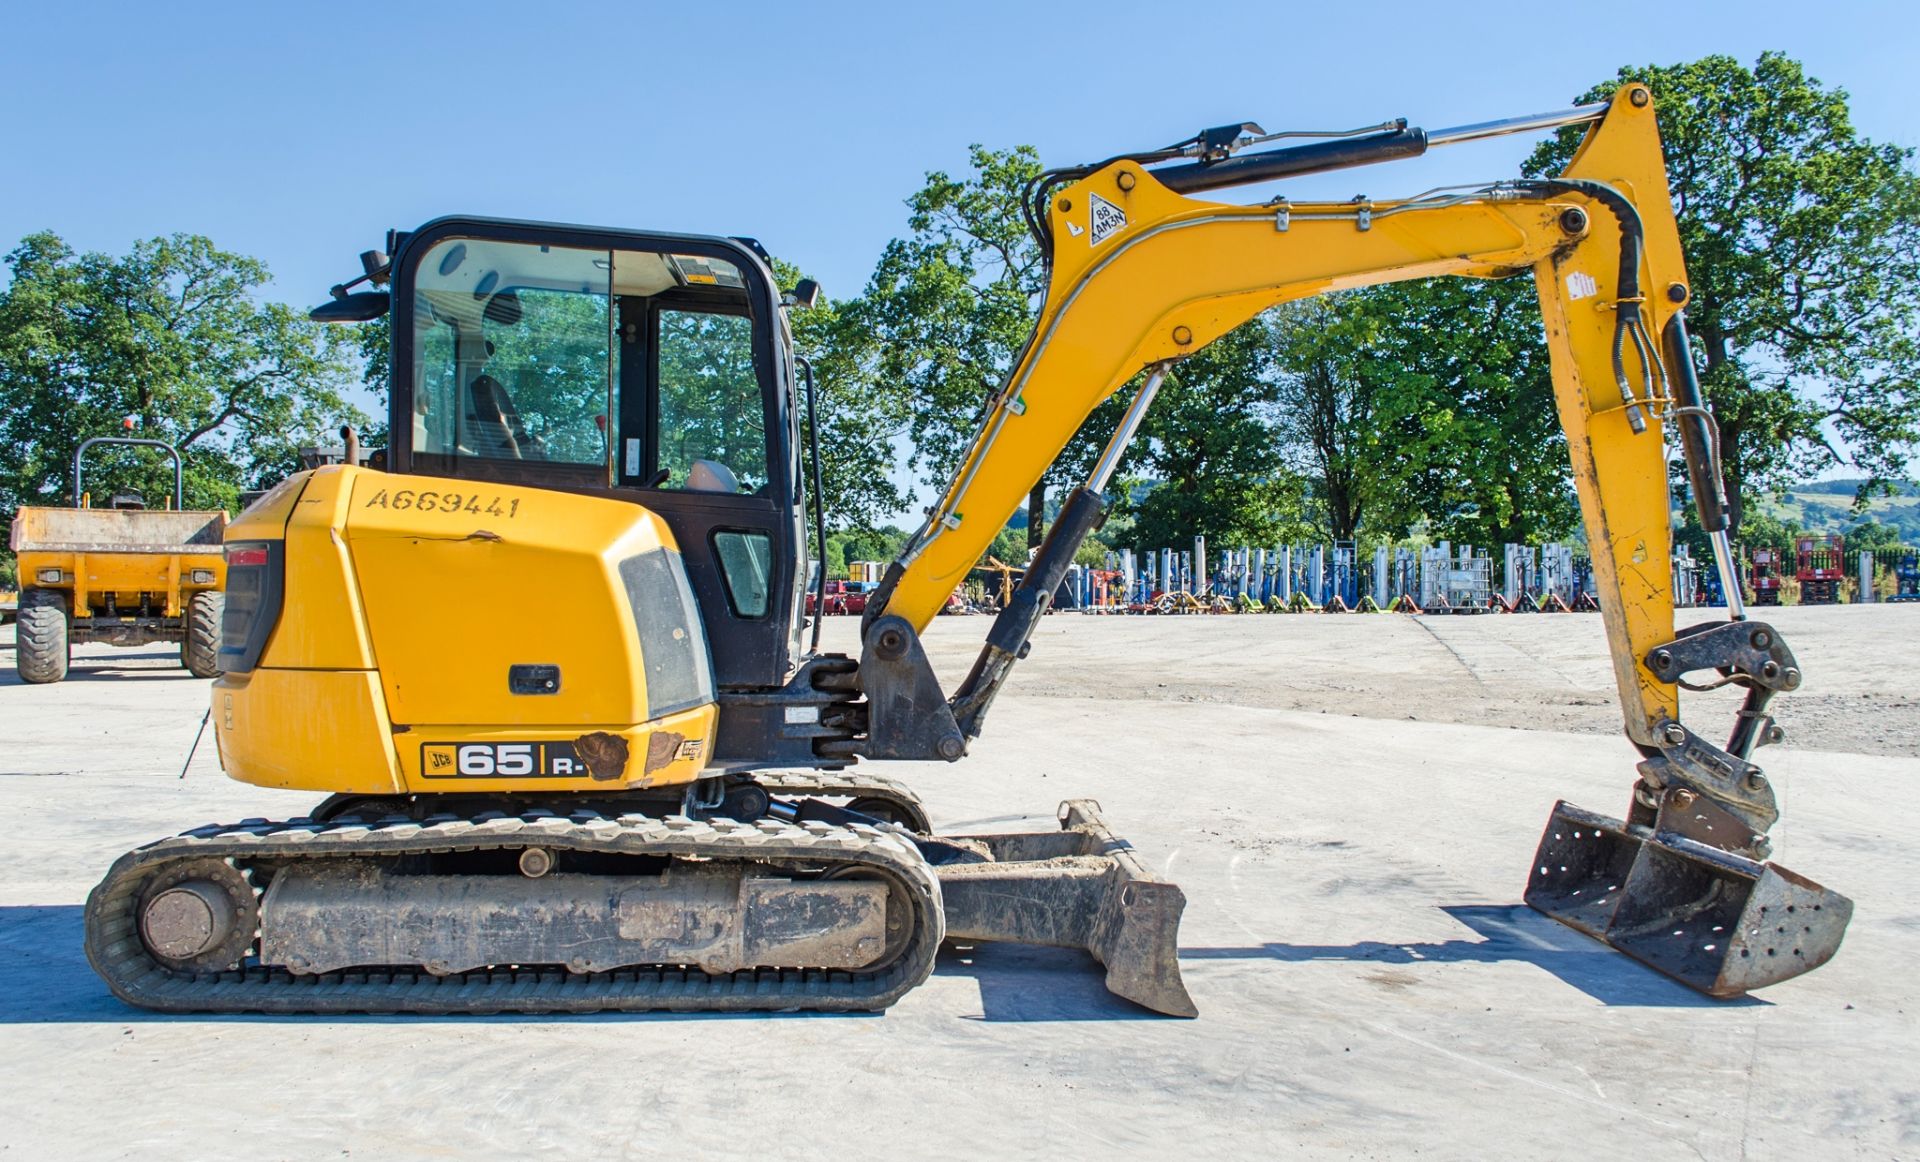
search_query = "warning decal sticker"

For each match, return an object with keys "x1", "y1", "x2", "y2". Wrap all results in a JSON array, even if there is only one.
[
  {"x1": 1565, "y1": 271, "x2": 1598, "y2": 301},
  {"x1": 1089, "y1": 193, "x2": 1127, "y2": 246}
]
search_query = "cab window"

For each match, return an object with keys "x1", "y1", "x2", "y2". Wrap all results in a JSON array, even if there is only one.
[
  {"x1": 410, "y1": 239, "x2": 613, "y2": 474},
  {"x1": 406, "y1": 236, "x2": 769, "y2": 492},
  {"x1": 658, "y1": 309, "x2": 765, "y2": 493}
]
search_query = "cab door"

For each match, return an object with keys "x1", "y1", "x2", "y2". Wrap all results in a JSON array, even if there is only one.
[{"x1": 617, "y1": 286, "x2": 793, "y2": 689}]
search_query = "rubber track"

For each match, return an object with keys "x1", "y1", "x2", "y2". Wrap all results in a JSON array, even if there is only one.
[
  {"x1": 746, "y1": 771, "x2": 931, "y2": 832},
  {"x1": 85, "y1": 810, "x2": 943, "y2": 1015}
]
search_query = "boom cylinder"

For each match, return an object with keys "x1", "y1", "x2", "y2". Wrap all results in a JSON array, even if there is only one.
[
  {"x1": 1151, "y1": 129, "x2": 1428, "y2": 195},
  {"x1": 1148, "y1": 103, "x2": 1604, "y2": 198},
  {"x1": 950, "y1": 486, "x2": 1107, "y2": 737},
  {"x1": 1663, "y1": 313, "x2": 1745, "y2": 620},
  {"x1": 948, "y1": 364, "x2": 1169, "y2": 737}
]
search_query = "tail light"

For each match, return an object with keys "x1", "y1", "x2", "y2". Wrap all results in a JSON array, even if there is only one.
[{"x1": 219, "y1": 541, "x2": 284, "y2": 673}]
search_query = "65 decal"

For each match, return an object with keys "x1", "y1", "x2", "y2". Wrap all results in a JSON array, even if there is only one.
[{"x1": 422, "y1": 741, "x2": 585, "y2": 778}]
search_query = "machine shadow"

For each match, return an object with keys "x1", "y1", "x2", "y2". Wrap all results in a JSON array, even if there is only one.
[
  {"x1": 1179, "y1": 904, "x2": 1766, "y2": 1008},
  {"x1": 0, "y1": 650, "x2": 195, "y2": 687},
  {"x1": 936, "y1": 941, "x2": 1165, "y2": 1022}
]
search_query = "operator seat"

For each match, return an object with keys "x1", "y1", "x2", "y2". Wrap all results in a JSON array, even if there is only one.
[
  {"x1": 466, "y1": 374, "x2": 547, "y2": 461},
  {"x1": 685, "y1": 458, "x2": 739, "y2": 493}
]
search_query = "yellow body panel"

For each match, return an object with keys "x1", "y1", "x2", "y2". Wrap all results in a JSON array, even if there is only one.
[
  {"x1": 397, "y1": 705, "x2": 716, "y2": 791},
  {"x1": 13, "y1": 548, "x2": 223, "y2": 617},
  {"x1": 887, "y1": 86, "x2": 1686, "y2": 747},
  {"x1": 228, "y1": 473, "x2": 307, "y2": 541},
  {"x1": 212, "y1": 668, "x2": 403, "y2": 794},
  {"x1": 344, "y1": 472, "x2": 668, "y2": 727},
  {"x1": 216, "y1": 466, "x2": 719, "y2": 796},
  {"x1": 271, "y1": 467, "x2": 377, "y2": 669}
]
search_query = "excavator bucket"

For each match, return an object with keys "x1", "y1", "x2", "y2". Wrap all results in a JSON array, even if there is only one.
[
  {"x1": 1525, "y1": 800, "x2": 1852, "y2": 997},
  {"x1": 935, "y1": 799, "x2": 1196, "y2": 1017}
]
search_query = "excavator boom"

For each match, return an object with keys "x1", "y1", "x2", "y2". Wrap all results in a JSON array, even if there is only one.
[{"x1": 856, "y1": 83, "x2": 1848, "y2": 995}]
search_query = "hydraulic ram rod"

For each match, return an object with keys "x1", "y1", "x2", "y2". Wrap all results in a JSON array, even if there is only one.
[
  {"x1": 1150, "y1": 103, "x2": 1609, "y2": 196},
  {"x1": 1425, "y1": 103, "x2": 1610, "y2": 147}
]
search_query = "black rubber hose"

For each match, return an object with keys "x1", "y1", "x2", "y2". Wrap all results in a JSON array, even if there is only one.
[
  {"x1": 1523, "y1": 178, "x2": 1652, "y2": 429},
  {"x1": 797, "y1": 355, "x2": 830, "y2": 654}
]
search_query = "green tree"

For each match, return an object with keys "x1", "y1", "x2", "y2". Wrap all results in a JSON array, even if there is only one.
[
  {"x1": 831, "y1": 525, "x2": 910, "y2": 572},
  {"x1": 348, "y1": 316, "x2": 391, "y2": 451},
  {"x1": 1735, "y1": 508, "x2": 1798, "y2": 558},
  {"x1": 846, "y1": 145, "x2": 1129, "y2": 548},
  {"x1": 982, "y1": 524, "x2": 1029, "y2": 566},
  {"x1": 1267, "y1": 297, "x2": 1400, "y2": 542},
  {"x1": 355, "y1": 315, "x2": 391, "y2": 403},
  {"x1": 1126, "y1": 320, "x2": 1306, "y2": 551},
  {"x1": 773, "y1": 260, "x2": 911, "y2": 533},
  {"x1": 0, "y1": 231, "x2": 364, "y2": 522},
  {"x1": 1364, "y1": 279, "x2": 1577, "y2": 549},
  {"x1": 1528, "y1": 53, "x2": 1920, "y2": 535},
  {"x1": 1844, "y1": 520, "x2": 1904, "y2": 554},
  {"x1": 1263, "y1": 279, "x2": 1576, "y2": 550}
]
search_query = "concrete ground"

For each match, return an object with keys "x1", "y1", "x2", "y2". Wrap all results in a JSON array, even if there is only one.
[{"x1": 0, "y1": 605, "x2": 1914, "y2": 1159}]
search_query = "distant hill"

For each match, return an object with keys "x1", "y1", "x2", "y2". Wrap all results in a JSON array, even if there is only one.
[
  {"x1": 1756, "y1": 483, "x2": 1920, "y2": 541},
  {"x1": 1791, "y1": 478, "x2": 1919, "y2": 498}
]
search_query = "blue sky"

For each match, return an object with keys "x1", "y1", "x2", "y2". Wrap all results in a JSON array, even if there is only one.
[
  {"x1": 4, "y1": 2, "x2": 1915, "y2": 309},
  {"x1": 3, "y1": 3, "x2": 1913, "y2": 515}
]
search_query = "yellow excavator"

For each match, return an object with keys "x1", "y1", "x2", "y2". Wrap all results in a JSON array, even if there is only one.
[{"x1": 86, "y1": 85, "x2": 1850, "y2": 1016}]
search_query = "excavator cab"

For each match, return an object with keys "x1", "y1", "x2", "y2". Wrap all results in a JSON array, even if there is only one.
[{"x1": 385, "y1": 219, "x2": 811, "y2": 695}]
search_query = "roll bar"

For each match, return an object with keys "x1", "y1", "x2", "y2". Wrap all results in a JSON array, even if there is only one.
[{"x1": 73, "y1": 437, "x2": 183, "y2": 509}]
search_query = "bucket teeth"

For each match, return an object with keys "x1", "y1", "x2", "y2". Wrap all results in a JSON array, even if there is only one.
[{"x1": 1525, "y1": 800, "x2": 1852, "y2": 997}]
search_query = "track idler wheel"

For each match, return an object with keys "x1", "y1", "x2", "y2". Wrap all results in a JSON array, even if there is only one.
[{"x1": 136, "y1": 858, "x2": 258, "y2": 973}]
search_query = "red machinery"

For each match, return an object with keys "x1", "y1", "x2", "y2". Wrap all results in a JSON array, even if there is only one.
[
  {"x1": 1748, "y1": 546, "x2": 1783, "y2": 606},
  {"x1": 1795, "y1": 534, "x2": 1846, "y2": 605},
  {"x1": 804, "y1": 579, "x2": 868, "y2": 616}
]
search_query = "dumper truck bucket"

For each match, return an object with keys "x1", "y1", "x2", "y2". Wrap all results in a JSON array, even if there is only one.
[
  {"x1": 1525, "y1": 799, "x2": 1851, "y2": 997},
  {"x1": 935, "y1": 799, "x2": 1196, "y2": 1017}
]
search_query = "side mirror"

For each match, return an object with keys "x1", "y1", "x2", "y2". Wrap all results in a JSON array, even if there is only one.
[
  {"x1": 786, "y1": 278, "x2": 822, "y2": 310},
  {"x1": 310, "y1": 292, "x2": 390, "y2": 323}
]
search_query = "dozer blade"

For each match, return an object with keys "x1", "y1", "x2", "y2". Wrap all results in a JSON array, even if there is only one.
[
  {"x1": 1525, "y1": 800, "x2": 1852, "y2": 997},
  {"x1": 935, "y1": 799, "x2": 1196, "y2": 1017}
]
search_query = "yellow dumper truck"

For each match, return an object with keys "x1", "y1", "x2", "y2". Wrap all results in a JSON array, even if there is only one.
[{"x1": 10, "y1": 438, "x2": 227, "y2": 684}]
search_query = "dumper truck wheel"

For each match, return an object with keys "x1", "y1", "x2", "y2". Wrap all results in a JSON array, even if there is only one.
[
  {"x1": 182, "y1": 591, "x2": 224, "y2": 679},
  {"x1": 16, "y1": 588, "x2": 70, "y2": 684}
]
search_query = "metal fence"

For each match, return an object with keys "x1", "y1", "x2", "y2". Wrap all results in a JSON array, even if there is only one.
[{"x1": 1056, "y1": 537, "x2": 1920, "y2": 613}]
